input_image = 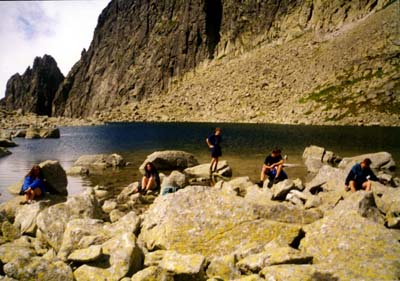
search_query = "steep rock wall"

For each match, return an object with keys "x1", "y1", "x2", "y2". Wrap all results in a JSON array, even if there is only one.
[{"x1": 52, "y1": 0, "x2": 391, "y2": 118}]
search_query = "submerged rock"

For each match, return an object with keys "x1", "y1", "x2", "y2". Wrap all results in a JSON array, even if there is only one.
[
  {"x1": 71, "y1": 153, "x2": 125, "y2": 175},
  {"x1": 0, "y1": 147, "x2": 12, "y2": 158},
  {"x1": 0, "y1": 139, "x2": 17, "y2": 148}
]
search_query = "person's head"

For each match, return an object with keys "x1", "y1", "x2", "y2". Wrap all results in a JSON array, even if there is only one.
[
  {"x1": 361, "y1": 158, "x2": 372, "y2": 169},
  {"x1": 215, "y1": 127, "x2": 221, "y2": 136},
  {"x1": 27, "y1": 164, "x2": 41, "y2": 178},
  {"x1": 145, "y1": 162, "x2": 156, "y2": 173},
  {"x1": 271, "y1": 148, "x2": 282, "y2": 157}
]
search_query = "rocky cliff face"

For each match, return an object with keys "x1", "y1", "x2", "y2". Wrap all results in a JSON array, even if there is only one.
[
  {"x1": 1, "y1": 55, "x2": 64, "y2": 117},
  {"x1": 53, "y1": 0, "x2": 397, "y2": 125}
]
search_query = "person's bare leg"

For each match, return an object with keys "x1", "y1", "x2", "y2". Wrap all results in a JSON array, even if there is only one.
[
  {"x1": 275, "y1": 164, "x2": 283, "y2": 179},
  {"x1": 349, "y1": 181, "x2": 357, "y2": 193},
  {"x1": 362, "y1": 181, "x2": 372, "y2": 191},
  {"x1": 145, "y1": 176, "x2": 156, "y2": 191},
  {"x1": 213, "y1": 158, "x2": 219, "y2": 172},
  {"x1": 140, "y1": 177, "x2": 148, "y2": 192},
  {"x1": 32, "y1": 188, "x2": 42, "y2": 201},
  {"x1": 210, "y1": 158, "x2": 216, "y2": 174}
]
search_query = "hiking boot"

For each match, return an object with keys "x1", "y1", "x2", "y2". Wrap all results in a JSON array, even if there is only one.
[
  {"x1": 273, "y1": 178, "x2": 280, "y2": 184},
  {"x1": 267, "y1": 181, "x2": 273, "y2": 188},
  {"x1": 257, "y1": 181, "x2": 263, "y2": 187}
]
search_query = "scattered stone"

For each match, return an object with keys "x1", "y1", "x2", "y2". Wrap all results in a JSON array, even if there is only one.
[
  {"x1": 206, "y1": 255, "x2": 241, "y2": 280},
  {"x1": 271, "y1": 179, "x2": 297, "y2": 200},
  {"x1": 102, "y1": 200, "x2": 117, "y2": 213},
  {"x1": 160, "y1": 251, "x2": 206, "y2": 280},
  {"x1": 68, "y1": 245, "x2": 103, "y2": 262},
  {"x1": 109, "y1": 209, "x2": 126, "y2": 223},
  {"x1": 131, "y1": 266, "x2": 173, "y2": 281}
]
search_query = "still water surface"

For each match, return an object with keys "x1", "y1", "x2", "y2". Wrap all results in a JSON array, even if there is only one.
[{"x1": 0, "y1": 122, "x2": 399, "y2": 202}]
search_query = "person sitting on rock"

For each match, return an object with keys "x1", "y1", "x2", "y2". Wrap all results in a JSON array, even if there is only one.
[
  {"x1": 135, "y1": 162, "x2": 161, "y2": 194},
  {"x1": 20, "y1": 164, "x2": 46, "y2": 204},
  {"x1": 258, "y1": 148, "x2": 288, "y2": 187},
  {"x1": 345, "y1": 158, "x2": 378, "y2": 192}
]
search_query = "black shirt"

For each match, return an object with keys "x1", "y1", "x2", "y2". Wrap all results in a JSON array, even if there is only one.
[{"x1": 264, "y1": 154, "x2": 282, "y2": 166}]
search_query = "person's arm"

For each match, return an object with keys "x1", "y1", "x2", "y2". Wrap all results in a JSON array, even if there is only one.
[
  {"x1": 367, "y1": 168, "x2": 378, "y2": 181},
  {"x1": 30, "y1": 178, "x2": 44, "y2": 189},
  {"x1": 271, "y1": 159, "x2": 284, "y2": 168},
  {"x1": 206, "y1": 137, "x2": 213, "y2": 148}
]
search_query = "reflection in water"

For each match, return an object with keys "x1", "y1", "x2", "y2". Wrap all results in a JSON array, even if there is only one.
[{"x1": 0, "y1": 122, "x2": 399, "y2": 203}]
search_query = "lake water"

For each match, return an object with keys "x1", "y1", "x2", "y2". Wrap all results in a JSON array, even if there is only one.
[{"x1": 1, "y1": 122, "x2": 399, "y2": 203}]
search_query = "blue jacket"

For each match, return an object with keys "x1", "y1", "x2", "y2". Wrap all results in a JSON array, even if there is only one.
[
  {"x1": 345, "y1": 163, "x2": 377, "y2": 186},
  {"x1": 21, "y1": 176, "x2": 46, "y2": 193}
]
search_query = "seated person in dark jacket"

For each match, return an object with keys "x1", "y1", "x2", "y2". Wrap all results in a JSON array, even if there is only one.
[
  {"x1": 20, "y1": 164, "x2": 46, "y2": 204},
  {"x1": 258, "y1": 148, "x2": 288, "y2": 187},
  {"x1": 345, "y1": 158, "x2": 378, "y2": 192}
]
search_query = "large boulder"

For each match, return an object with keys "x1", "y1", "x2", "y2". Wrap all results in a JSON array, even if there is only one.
[
  {"x1": 0, "y1": 238, "x2": 36, "y2": 265},
  {"x1": 160, "y1": 170, "x2": 188, "y2": 194},
  {"x1": 0, "y1": 139, "x2": 17, "y2": 147},
  {"x1": 139, "y1": 150, "x2": 198, "y2": 173},
  {"x1": 39, "y1": 160, "x2": 68, "y2": 195},
  {"x1": 300, "y1": 192, "x2": 400, "y2": 280},
  {"x1": 139, "y1": 186, "x2": 303, "y2": 258},
  {"x1": 70, "y1": 154, "x2": 125, "y2": 174},
  {"x1": 0, "y1": 147, "x2": 11, "y2": 158},
  {"x1": 305, "y1": 164, "x2": 348, "y2": 194},
  {"x1": 206, "y1": 255, "x2": 241, "y2": 280},
  {"x1": 302, "y1": 145, "x2": 340, "y2": 173},
  {"x1": 184, "y1": 160, "x2": 232, "y2": 178},
  {"x1": 338, "y1": 151, "x2": 395, "y2": 170},
  {"x1": 36, "y1": 190, "x2": 101, "y2": 251}
]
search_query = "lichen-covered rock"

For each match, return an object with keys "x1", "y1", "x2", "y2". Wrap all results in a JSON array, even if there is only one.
[
  {"x1": 102, "y1": 199, "x2": 117, "y2": 213},
  {"x1": 14, "y1": 201, "x2": 49, "y2": 235},
  {"x1": 260, "y1": 264, "x2": 332, "y2": 281},
  {"x1": 109, "y1": 209, "x2": 126, "y2": 223},
  {"x1": 184, "y1": 160, "x2": 232, "y2": 178},
  {"x1": 206, "y1": 255, "x2": 241, "y2": 280},
  {"x1": 300, "y1": 193, "x2": 400, "y2": 280},
  {"x1": 1, "y1": 221, "x2": 20, "y2": 242},
  {"x1": 68, "y1": 245, "x2": 103, "y2": 262},
  {"x1": 74, "y1": 232, "x2": 143, "y2": 281},
  {"x1": 0, "y1": 240, "x2": 36, "y2": 264},
  {"x1": 66, "y1": 166, "x2": 89, "y2": 176},
  {"x1": 305, "y1": 165, "x2": 347, "y2": 194},
  {"x1": 139, "y1": 186, "x2": 302, "y2": 257},
  {"x1": 144, "y1": 250, "x2": 167, "y2": 267},
  {"x1": 131, "y1": 266, "x2": 173, "y2": 281},
  {"x1": 25, "y1": 127, "x2": 41, "y2": 139},
  {"x1": 338, "y1": 151, "x2": 395, "y2": 170},
  {"x1": 57, "y1": 219, "x2": 105, "y2": 261},
  {"x1": 160, "y1": 251, "x2": 206, "y2": 280},
  {"x1": 140, "y1": 150, "x2": 198, "y2": 173},
  {"x1": 36, "y1": 191, "x2": 101, "y2": 252},
  {"x1": 39, "y1": 160, "x2": 68, "y2": 195},
  {"x1": 237, "y1": 247, "x2": 313, "y2": 274},
  {"x1": 4, "y1": 257, "x2": 73, "y2": 281}
]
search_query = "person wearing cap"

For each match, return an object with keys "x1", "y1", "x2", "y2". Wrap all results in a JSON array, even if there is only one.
[{"x1": 345, "y1": 158, "x2": 378, "y2": 192}]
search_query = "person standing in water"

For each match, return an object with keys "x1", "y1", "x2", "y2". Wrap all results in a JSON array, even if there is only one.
[{"x1": 206, "y1": 127, "x2": 222, "y2": 174}]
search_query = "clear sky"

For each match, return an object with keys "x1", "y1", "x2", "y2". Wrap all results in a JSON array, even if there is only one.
[{"x1": 0, "y1": 0, "x2": 111, "y2": 99}]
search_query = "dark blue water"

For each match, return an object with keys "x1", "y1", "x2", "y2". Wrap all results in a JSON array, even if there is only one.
[{"x1": 1, "y1": 122, "x2": 399, "y2": 202}]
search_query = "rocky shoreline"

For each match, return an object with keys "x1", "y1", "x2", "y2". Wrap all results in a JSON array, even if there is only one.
[{"x1": 0, "y1": 146, "x2": 398, "y2": 280}]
